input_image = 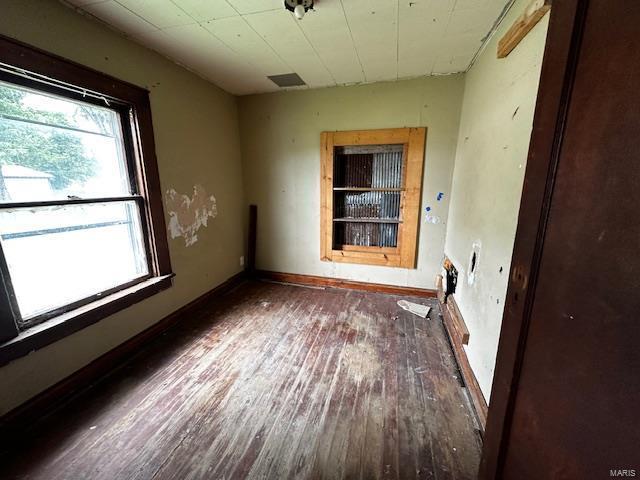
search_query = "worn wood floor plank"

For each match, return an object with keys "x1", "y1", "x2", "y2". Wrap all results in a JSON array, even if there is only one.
[
  {"x1": 291, "y1": 294, "x2": 356, "y2": 480},
  {"x1": 155, "y1": 286, "x2": 321, "y2": 480},
  {"x1": 0, "y1": 281, "x2": 481, "y2": 480},
  {"x1": 238, "y1": 290, "x2": 340, "y2": 480}
]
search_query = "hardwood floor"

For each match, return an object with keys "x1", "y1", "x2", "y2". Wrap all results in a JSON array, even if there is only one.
[{"x1": 0, "y1": 280, "x2": 481, "y2": 479}]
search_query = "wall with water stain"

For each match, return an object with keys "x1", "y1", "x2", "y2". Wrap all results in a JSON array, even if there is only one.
[
  {"x1": 443, "y1": 0, "x2": 550, "y2": 402},
  {"x1": 0, "y1": 0, "x2": 245, "y2": 415},
  {"x1": 238, "y1": 76, "x2": 464, "y2": 288}
]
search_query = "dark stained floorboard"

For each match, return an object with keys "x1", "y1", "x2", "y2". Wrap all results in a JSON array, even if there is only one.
[{"x1": 0, "y1": 280, "x2": 481, "y2": 479}]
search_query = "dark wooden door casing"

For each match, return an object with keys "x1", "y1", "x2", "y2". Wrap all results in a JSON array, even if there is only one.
[{"x1": 481, "y1": 1, "x2": 640, "y2": 478}]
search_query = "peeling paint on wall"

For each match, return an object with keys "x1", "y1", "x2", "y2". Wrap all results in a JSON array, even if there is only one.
[{"x1": 165, "y1": 185, "x2": 217, "y2": 247}]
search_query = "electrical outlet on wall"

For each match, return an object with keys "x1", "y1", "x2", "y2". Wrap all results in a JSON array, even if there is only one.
[{"x1": 239, "y1": 256, "x2": 245, "y2": 267}]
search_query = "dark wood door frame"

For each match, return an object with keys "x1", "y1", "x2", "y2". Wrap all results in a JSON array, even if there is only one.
[{"x1": 479, "y1": 1, "x2": 587, "y2": 478}]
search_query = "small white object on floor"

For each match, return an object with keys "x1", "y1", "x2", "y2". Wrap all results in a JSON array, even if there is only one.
[{"x1": 397, "y1": 300, "x2": 431, "y2": 318}]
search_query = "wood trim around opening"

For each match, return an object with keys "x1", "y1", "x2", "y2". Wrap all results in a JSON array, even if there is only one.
[
  {"x1": 400, "y1": 128, "x2": 426, "y2": 268},
  {"x1": 0, "y1": 33, "x2": 171, "y2": 277},
  {"x1": 0, "y1": 34, "x2": 173, "y2": 355},
  {"x1": 320, "y1": 128, "x2": 426, "y2": 269},
  {"x1": 0, "y1": 275, "x2": 174, "y2": 367}
]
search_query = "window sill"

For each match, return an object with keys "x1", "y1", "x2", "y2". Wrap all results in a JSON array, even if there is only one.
[{"x1": 0, "y1": 274, "x2": 174, "y2": 367}]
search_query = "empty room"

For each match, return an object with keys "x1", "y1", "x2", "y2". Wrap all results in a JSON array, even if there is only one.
[{"x1": 0, "y1": 0, "x2": 638, "y2": 479}]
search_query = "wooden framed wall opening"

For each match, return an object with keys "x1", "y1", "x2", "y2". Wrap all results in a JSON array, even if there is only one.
[{"x1": 320, "y1": 128, "x2": 426, "y2": 268}]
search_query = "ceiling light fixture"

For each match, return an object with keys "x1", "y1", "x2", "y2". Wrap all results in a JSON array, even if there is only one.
[{"x1": 284, "y1": 0, "x2": 314, "y2": 20}]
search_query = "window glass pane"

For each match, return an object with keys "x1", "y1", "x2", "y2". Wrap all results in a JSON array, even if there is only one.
[
  {"x1": 0, "y1": 201, "x2": 148, "y2": 321},
  {"x1": 0, "y1": 81, "x2": 130, "y2": 202}
]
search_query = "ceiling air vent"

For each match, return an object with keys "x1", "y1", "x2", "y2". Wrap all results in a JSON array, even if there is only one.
[{"x1": 267, "y1": 73, "x2": 306, "y2": 88}]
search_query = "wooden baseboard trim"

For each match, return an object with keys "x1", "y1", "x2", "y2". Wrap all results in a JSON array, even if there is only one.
[
  {"x1": 255, "y1": 270, "x2": 437, "y2": 298},
  {"x1": 0, "y1": 270, "x2": 247, "y2": 439},
  {"x1": 440, "y1": 294, "x2": 488, "y2": 432},
  {"x1": 445, "y1": 295, "x2": 470, "y2": 345}
]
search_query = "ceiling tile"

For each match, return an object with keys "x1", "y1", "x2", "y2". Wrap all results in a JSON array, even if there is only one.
[
  {"x1": 160, "y1": 23, "x2": 276, "y2": 94},
  {"x1": 65, "y1": 0, "x2": 108, "y2": 6},
  {"x1": 432, "y1": 53, "x2": 473, "y2": 74},
  {"x1": 431, "y1": 30, "x2": 482, "y2": 74},
  {"x1": 439, "y1": 30, "x2": 485, "y2": 56},
  {"x1": 341, "y1": 0, "x2": 398, "y2": 82},
  {"x1": 297, "y1": 5, "x2": 364, "y2": 85},
  {"x1": 244, "y1": 10, "x2": 335, "y2": 88},
  {"x1": 83, "y1": 1, "x2": 157, "y2": 35},
  {"x1": 225, "y1": 0, "x2": 282, "y2": 15},
  {"x1": 115, "y1": 0, "x2": 194, "y2": 28},
  {"x1": 397, "y1": 0, "x2": 454, "y2": 78},
  {"x1": 170, "y1": 0, "x2": 238, "y2": 22},
  {"x1": 446, "y1": 5, "x2": 503, "y2": 36},
  {"x1": 132, "y1": 28, "x2": 174, "y2": 51},
  {"x1": 453, "y1": 0, "x2": 494, "y2": 11},
  {"x1": 60, "y1": 0, "x2": 510, "y2": 94},
  {"x1": 202, "y1": 16, "x2": 290, "y2": 76}
]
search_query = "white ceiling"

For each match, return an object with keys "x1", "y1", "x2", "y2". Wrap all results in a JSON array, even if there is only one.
[{"x1": 63, "y1": 0, "x2": 511, "y2": 95}]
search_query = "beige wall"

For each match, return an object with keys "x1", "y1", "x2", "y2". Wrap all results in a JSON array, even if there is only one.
[
  {"x1": 238, "y1": 77, "x2": 464, "y2": 288},
  {"x1": 443, "y1": 0, "x2": 549, "y2": 401},
  {"x1": 0, "y1": 0, "x2": 549, "y2": 417},
  {"x1": 0, "y1": 0, "x2": 245, "y2": 415}
]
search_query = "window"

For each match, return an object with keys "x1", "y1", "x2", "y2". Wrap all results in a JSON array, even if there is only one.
[
  {"x1": 320, "y1": 128, "x2": 426, "y2": 268},
  {"x1": 0, "y1": 36, "x2": 172, "y2": 356}
]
